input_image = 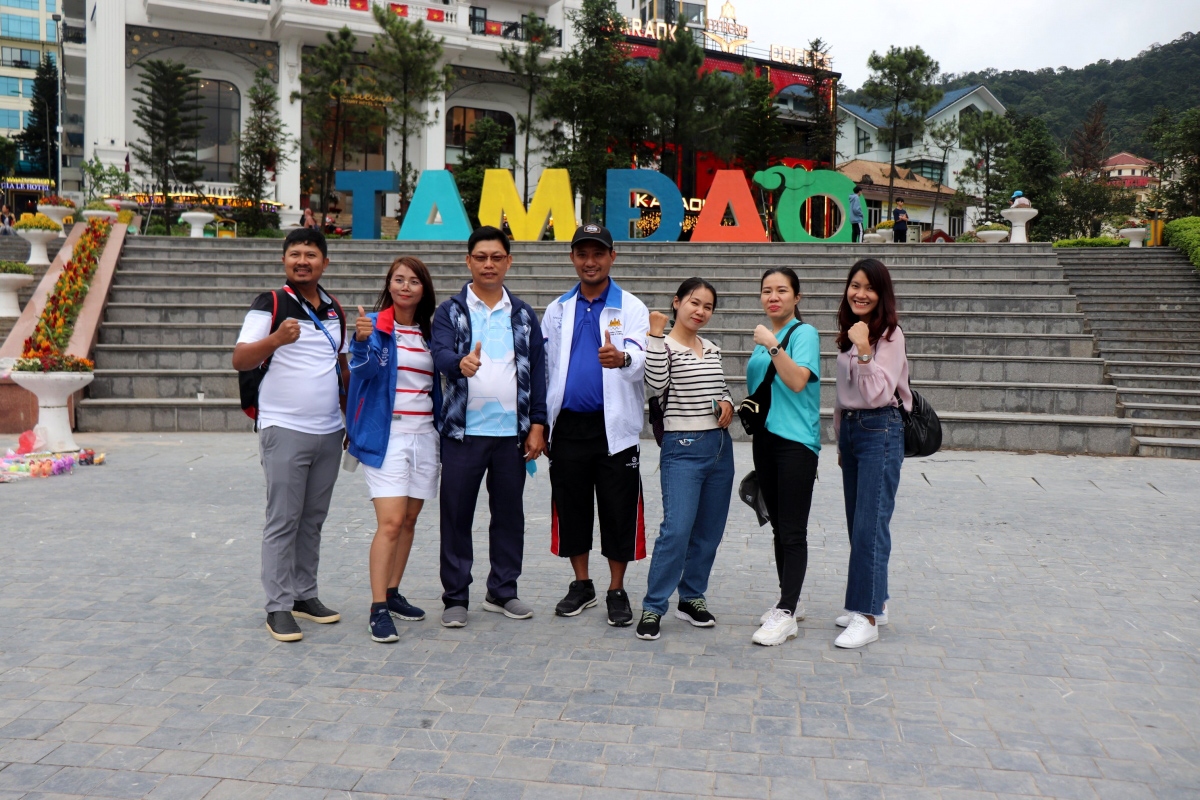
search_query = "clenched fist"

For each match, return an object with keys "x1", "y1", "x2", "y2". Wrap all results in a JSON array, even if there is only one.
[
  {"x1": 354, "y1": 306, "x2": 373, "y2": 342},
  {"x1": 753, "y1": 324, "x2": 778, "y2": 349},
  {"x1": 460, "y1": 341, "x2": 483, "y2": 378},
  {"x1": 848, "y1": 321, "x2": 871, "y2": 351},
  {"x1": 648, "y1": 311, "x2": 670, "y2": 337},
  {"x1": 273, "y1": 318, "x2": 301, "y2": 346}
]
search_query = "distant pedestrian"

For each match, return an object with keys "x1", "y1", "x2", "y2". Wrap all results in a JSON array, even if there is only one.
[
  {"x1": 543, "y1": 224, "x2": 649, "y2": 627},
  {"x1": 892, "y1": 198, "x2": 909, "y2": 243},
  {"x1": 345, "y1": 256, "x2": 440, "y2": 643},
  {"x1": 833, "y1": 258, "x2": 911, "y2": 649},
  {"x1": 430, "y1": 226, "x2": 547, "y2": 628},
  {"x1": 302, "y1": 207, "x2": 320, "y2": 231},
  {"x1": 0, "y1": 204, "x2": 14, "y2": 235},
  {"x1": 637, "y1": 278, "x2": 735, "y2": 641},
  {"x1": 848, "y1": 186, "x2": 864, "y2": 243},
  {"x1": 232, "y1": 227, "x2": 348, "y2": 642},
  {"x1": 746, "y1": 268, "x2": 822, "y2": 647}
]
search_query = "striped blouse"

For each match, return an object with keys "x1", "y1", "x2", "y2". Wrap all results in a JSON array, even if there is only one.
[
  {"x1": 645, "y1": 334, "x2": 733, "y2": 432},
  {"x1": 393, "y1": 324, "x2": 435, "y2": 434}
]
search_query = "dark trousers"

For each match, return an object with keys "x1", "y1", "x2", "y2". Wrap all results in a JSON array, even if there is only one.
[
  {"x1": 852, "y1": 223, "x2": 863, "y2": 243},
  {"x1": 752, "y1": 430, "x2": 819, "y2": 613},
  {"x1": 893, "y1": 226, "x2": 907, "y2": 243},
  {"x1": 439, "y1": 435, "x2": 526, "y2": 608}
]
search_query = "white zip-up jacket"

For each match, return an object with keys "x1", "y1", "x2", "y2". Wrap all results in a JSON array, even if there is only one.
[{"x1": 544, "y1": 280, "x2": 649, "y2": 455}]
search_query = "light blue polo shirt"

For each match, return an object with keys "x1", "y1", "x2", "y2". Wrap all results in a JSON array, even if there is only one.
[{"x1": 745, "y1": 319, "x2": 821, "y2": 454}]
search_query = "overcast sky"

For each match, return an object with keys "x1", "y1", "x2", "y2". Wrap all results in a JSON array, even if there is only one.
[{"x1": 726, "y1": 0, "x2": 1200, "y2": 90}]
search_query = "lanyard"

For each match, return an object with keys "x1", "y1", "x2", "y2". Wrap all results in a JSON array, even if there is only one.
[{"x1": 283, "y1": 286, "x2": 340, "y2": 357}]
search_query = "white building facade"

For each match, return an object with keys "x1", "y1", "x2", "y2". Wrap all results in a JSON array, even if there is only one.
[{"x1": 72, "y1": 0, "x2": 580, "y2": 214}]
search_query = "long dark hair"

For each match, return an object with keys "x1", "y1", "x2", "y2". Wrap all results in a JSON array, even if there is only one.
[
  {"x1": 375, "y1": 256, "x2": 436, "y2": 340},
  {"x1": 760, "y1": 267, "x2": 803, "y2": 321},
  {"x1": 836, "y1": 258, "x2": 899, "y2": 352},
  {"x1": 671, "y1": 277, "x2": 718, "y2": 320}
]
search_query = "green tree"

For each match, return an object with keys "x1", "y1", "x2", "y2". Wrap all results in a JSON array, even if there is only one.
[
  {"x1": 0, "y1": 136, "x2": 18, "y2": 178},
  {"x1": 1145, "y1": 105, "x2": 1200, "y2": 218},
  {"x1": 498, "y1": 13, "x2": 557, "y2": 204},
  {"x1": 861, "y1": 45, "x2": 943, "y2": 212},
  {"x1": 294, "y1": 27, "x2": 361, "y2": 218},
  {"x1": 369, "y1": 4, "x2": 452, "y2": 215},
  {"x1": 1006, "y1": 114, "x2": 1066, "y2": 240},
  {"x1": 453, "y1": 117, "x2": 509, "y2": 228},
  {"x1": 804, "y1": 38, "x2": 839, "y2": 167},
  {"x1": 18, "y1": 55, "x2": 59, "y2": 183},
  {"x1": 130, "y1": 59, "x2": 205, "y2": 229},
  {"x1": 1068, "y1": 101, "x2": 1110, "y2": 179},
  {"x1": 959, "y1": 110, "x2": 1012, "y2": 223},
  {"x1": 733, "y1": 61, "x2": 784, "y2": 176},
  {"x1": 235, "y1": 68, "x2": 293, "y2": 236},
  {"x1": 80, "y1": 154, "x2": 132, "y2": 204},
  {"x1": 539, "y1": 0, "x2": 644, "y2": 222},
  {"x1": 922, "y1": 118, "x2": 959, "y2": 235},
  {"x1": 1060, "y1": 176, "x2": 1135, "y2": 237}
]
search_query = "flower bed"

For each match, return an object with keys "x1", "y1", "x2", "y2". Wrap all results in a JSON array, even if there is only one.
[
  {"x1": 1051, "y1": 237, "x2": 1129, "y2": 248},
  {"x1": 13, "y1": 217, "x2": 112, "y2": 373},
  {"x1": 1164, "y1": 217, "x2": 1200, "y2": 268},
  {"x1": 38, "y1": 195, "x2": 76, "y2": 209},
  {"x1": 14, "y1": 213, "x2": 62, "y2": 232},
  {"x1": 0, "y1": 260, "x2": 33, "y2": 275}
]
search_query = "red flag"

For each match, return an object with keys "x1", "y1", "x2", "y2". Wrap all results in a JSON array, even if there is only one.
[
  {"x1": 426, "y1": 8, "x2": 445, "y2": 21},
  {"x1": 349, "y1": 0, "x2": 368, "y2": 9},
  {"x1": 484, "y1": 20, "x2": 502, "y2": 35},
  {"x1": 389, "y1": 3, "x2": 408, "y2": 16},
  {"x1": 308, "y1": 0, "x2": 327, "y2": 5}
]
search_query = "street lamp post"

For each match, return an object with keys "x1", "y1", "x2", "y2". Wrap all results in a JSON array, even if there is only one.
[{"x1": 52, "y1": 13, "x2": 62, "y2": 195}]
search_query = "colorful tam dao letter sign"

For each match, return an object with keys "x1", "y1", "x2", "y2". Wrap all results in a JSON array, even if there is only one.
[
  {"x1": 336, "y1": 170, "x2": 400, "y2": 240},
  {"x1": 477, "y1": 168, "x2": 577, "y2": 240},
  {"x1": 752, "y1": 166, "x2": 855, "y2": 243},
  {"x1": 606, "y1": 169, "x2": 685, "y2": 243},
  {"x1": 398, "y1": 170, "x2": 474, "y2": 241}
]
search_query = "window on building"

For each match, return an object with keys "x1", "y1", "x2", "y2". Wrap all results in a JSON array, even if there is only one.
[
  {"x1": 193, "y1": 78, "x2": 240, "y2": 183},
  {"x1": 20, "y1": 78, "x2": 30, "y2": 97},
  {"x1": 866, "y1": 199, "x2": 882, "y2": 228},
  {"x1": 897, "y1": 131, "x2": 913, "y2": 150},
  {"x1": 0, "y1": 0, "x2": 38, "y2": 9},
  {"x1": 44, "y1": 18, "x2": 55, "y2": 42},
  {"x1": 949, "y1": 214, "x2": 963, "y2": 237},
  {"x1": 0, "y1": 108, "x2": 21, "y2": 129},
  {"x1": 679, "y1": 2, "x2": 705, "y2": 25},
  {"x1": 904, "y1": 159, "x2": 944, "y2": 184},
  {"x1": 468, "y1": 6, "x2": 486, "y2": 34},
  {"x1": 46, "y1": 0, "x2": 55, "y2": 11},
  {"x1": 0, "y1": 76, "x2": 18, "y2": 96},
  {"x1": 1, "y1": 14, "x2": 40, "y2": 40},
  {"x1": 856, "y1": 127, "x2": 870, "y2": 155},
  {"x1": 445, "y1": 106, "x2": 517, "y2": 166},
  {"x1": 1, "y1": 46, "x2": 41, "y2": 67}
]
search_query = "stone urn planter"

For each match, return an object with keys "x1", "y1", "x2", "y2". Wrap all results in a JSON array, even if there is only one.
[
  {"x1": 180, "y1": 211, "x2": 215, "y2": 238},
  {"x1": 279, "y1": 209, "x2": 303, "y2": 229},
  {"x1": 976, "y1": 229, "x2": 1009, "y2": 244},
  {"x1": 862, "y1": 232, "x2": 886, "y2": 244},
  {"x1": 1119, "y1": 228, "x2": 1147, "y2": 248},
  {"x1": 999, "y1": 207, "x2": 1039, "y2": 244},
  {"x1": 0, "y1": 272, "x2": 34, "y2": 317},
  {"x1": 81, "y1": 209, "x2": 119, "y2": 223},
  {"x1": 36, "y1": 204, "x2": 73, "y2": 238},
  {"x1": 877, "y1": 228, "x2": 895, "y2": 243},
  {"x1": 17, "y1": 228, "x2": 58, "y2": 266},
  {"x1": 8, "y1": 371, "x2": 94, "y2": 452}
]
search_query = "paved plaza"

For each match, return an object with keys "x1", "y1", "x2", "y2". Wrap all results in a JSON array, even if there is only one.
[{"x1": 1, "y1": 433, "x2": 1198, "y2": 799}]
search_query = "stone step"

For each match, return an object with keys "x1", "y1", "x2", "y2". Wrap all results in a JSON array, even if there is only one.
[
  {"x1": 1106, "y1": 360, "x2": 1200, "y2": 376},
  {"x1": 1071, "y1": 301, "x2": 1200, "y2": 312},
  {"x1": 1129, "y1": 418, "x2": 1200, "y2": 439},
  {"x1": 1095, "y1": 331, "x2": 1200, "y2": 346},
  {"x1": 1123, "y1": 402, "x2": 1200, "y2": 421},
  {"x1": 1114, "y1": 387, "x2": 1200, "y2": 405},
  {"x1": 1099, "y1": 347, "x2": 1200, "y2": 362},
  {"x1": 1111, "y1": 373, "x2": 1200, "y2": 387},
  {"x1": 1133, "y1": 436, "x2": 1200, "y2": 459}
]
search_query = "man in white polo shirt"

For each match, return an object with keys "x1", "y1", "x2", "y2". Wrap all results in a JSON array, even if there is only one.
[{"x1": 232, "y1": 228, "x2": 348, "y2": 642}]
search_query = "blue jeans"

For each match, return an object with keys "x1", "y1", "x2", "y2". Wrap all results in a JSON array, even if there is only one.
[
  {"x1": 642, "y1": 428, "x2": 735, "y2": 615},
  {"x1": 839, "y1": 407, "x2": 904, "y2": 616}
]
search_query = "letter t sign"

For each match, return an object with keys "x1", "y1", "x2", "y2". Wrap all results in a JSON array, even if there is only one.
[{"x1": 335, "y1": 170, "x2": 401, "y2": 240}]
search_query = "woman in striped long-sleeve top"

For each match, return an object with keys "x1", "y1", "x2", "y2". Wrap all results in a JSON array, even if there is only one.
[{"x1": 635, "y1": 278, "x2": 736, "y2": 641}]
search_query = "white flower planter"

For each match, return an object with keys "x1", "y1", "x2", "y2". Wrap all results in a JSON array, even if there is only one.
[
  {"x1": 1119, "y1": 228, "x2": 1147, "y2": 248},
  {"x1": 877, "y1": 228, "x2": 895, "y2": 243},
  {"x1": 976, "y1": 230, "x2": 1009, "y2": 244},
  {"x1": 81, "y1": 210, "x2": 118, "y2": 223},
  {"x1": 862, "y1": 233, "x2": 885, "y2": 244},
  {"x1": 37, "y1": 205, "x2": 73, "y2": 238},
  {"x1": 17, "y1": 228, "x2": 59, "y2": 266},
  {"x1": 8, "y1": 371, "x2": 94, "y2": 452},
  {"x1": 999, "y1": 207, "x2": 1039, "y2": 244},
  {"x1": 0, "y1": 272, "x2": 34, "y2": 317},
  {"x1": 279, "y1": 209, "x2": 303, "y2": 229},
  {"x1": 180, "y1": 211, "x2": 215, "y2": 238}
]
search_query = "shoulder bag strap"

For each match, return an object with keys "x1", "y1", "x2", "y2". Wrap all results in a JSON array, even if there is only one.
[
  {"x1": 283, "y1": 286, "x2": 340, "y2": 357},
  {"x1": 759, "y1": 323, "x2": 799, "y2": 393}
]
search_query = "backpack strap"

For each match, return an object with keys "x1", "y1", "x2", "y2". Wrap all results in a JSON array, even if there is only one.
[{"x1": 329, "y1": 295, "x2": 346, "y2": 351}]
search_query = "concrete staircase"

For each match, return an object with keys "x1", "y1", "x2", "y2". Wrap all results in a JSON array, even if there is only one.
[
  {"x1": 0, "y1": 236, "x2": 32, "y2": 345},
  {"x1": 76, "y1": 238, "x2": 1139, "y2": 455},
  {"x1": 1059, "y1": 247, "x2": 1200, "y2": 459}
]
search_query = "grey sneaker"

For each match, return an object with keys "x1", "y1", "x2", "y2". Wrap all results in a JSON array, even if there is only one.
[
  {"x1": 441, "y1": 606, "x2": 468, "y2": 628},
  {"x1": 482, "y1": 594, "x2": 534, "y2": 619}
]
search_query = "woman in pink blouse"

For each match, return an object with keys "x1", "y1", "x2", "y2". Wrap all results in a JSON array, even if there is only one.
[{"x1": 832, "y1": 259, "x2": 911, "y2": 649}]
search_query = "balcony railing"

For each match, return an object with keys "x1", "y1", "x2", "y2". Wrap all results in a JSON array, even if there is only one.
[
  {"x1": 313, "y1": 0, "x2": 455, "y2": 23},
  {"x1": 470, "y1": 18, "x2": 562, "y2": 46},
  {"x1": 63, "y1": 25, "x2": 85, "y2": 44}
]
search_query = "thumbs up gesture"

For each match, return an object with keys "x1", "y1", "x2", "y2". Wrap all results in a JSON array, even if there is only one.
[
  {"x1": 598, "y1": 329, "x2": 625, "y2": 369},
  {"x1": 354, "y1": 306, "x2": 373, "y2": 342},
  {"x1": 460, "y1": 341, "x2": 483, "y2": 378}
]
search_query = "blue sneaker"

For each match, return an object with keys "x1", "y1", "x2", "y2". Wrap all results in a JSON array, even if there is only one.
[
  {"x1": 387, "y1": 593, "x2": 426, "y2": 621},
  {"x1": 369, "y1": 608, "x2": 399, "y2": 643}
]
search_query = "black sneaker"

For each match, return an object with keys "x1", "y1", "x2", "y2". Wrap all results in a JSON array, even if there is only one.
[
  {"x1": 266, "y1": 610, "x2": 302, "y2": 642},
  {"x1": 606, "y1": 589, "x2": 633, "y2": 627},
  {"x1": 675, "y1": 598, "x2": 716, "y2": 627},
  {"x1": 369, "y1": 608, "x2": 400, "y2": 643},
  {"x1": 387, "y1": 593, "x2": 425, "y2": 621},
  {"x1": 635, "y1": 611, "x2": 661, "y2": 640},
  {"x1": 554, "y1": 579, "x2": 597, "y2": 617},
  {"x1": 292, "y1": 597, "x2": 341, "y2": 623}
]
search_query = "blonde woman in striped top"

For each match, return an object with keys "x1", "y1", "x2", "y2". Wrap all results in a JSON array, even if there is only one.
[{"x1": 636, "y1": 278, "x2": 736, "y2": 640}]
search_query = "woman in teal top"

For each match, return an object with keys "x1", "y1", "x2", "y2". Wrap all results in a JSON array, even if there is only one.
[{"x1": 745, "y1": 267, "x2": 822, "y2": 647}]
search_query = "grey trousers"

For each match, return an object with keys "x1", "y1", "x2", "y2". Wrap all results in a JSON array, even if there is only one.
[{"x1": 259, "y1": 425, "x2": 344, "y2": 613}]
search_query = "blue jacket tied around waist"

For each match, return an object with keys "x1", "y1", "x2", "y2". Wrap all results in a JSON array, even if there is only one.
[
  {"x1": 346, "y1": 306, "x2": 443, "y2": 469},
  {"x1": 430, "y1": 284, "x2": 548, "y2": 443}
]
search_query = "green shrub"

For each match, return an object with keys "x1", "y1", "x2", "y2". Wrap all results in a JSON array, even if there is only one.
[
  {"x1": 0, "y1": 260, "x2": 33, "y2": 274},
  {"x1": 1164, "y1": 217, "x2": 1200, "y2": 268},
  {"x1": 955, "y1": 231, "x2": 982, "y2": 243},
  {"x1": 977, "y1": 222, "x2": 1010, "y2": 232},
  {"x1": 1052, "y1": 237, "x2": 1130, "y2": 248}
]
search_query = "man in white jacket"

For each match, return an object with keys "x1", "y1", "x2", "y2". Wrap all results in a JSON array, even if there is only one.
[{"x1": 543, "y1": 224, "x2": 650, "y2": 627}]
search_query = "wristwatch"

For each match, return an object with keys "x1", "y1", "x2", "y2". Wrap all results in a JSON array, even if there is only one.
[
  {"x1": 856, "y1": 353, "x2": 873, "y2": 363},
  {"x1": 768, "y1": 345, "x2": 781, "y2": 357},
  {"x1": 623, "y1": 352, "x2": 632, "y2": 368}
]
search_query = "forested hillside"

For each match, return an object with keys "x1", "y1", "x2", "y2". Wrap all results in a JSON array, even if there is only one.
[{"x1": 841, "y1": 31, "x2": 1200, "y2": 155}]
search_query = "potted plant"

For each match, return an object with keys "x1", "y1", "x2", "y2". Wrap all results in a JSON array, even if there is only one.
[
  {"x1": 1119, "y1": 219, "x2": 1148, "y2": 248},
  {"x1": 36, "y1": 195, "x2": 76, "y2": 237},
  {"x1": 14, "y1": 213, "x2": 63, "y2": 266},
  {"x1": 975, "y1": 222, "x2": 1010, "y2": 243},
  {"x1": 875, "y1": 218, "x2": 895, "y2": 243},
  {"x1": 0, "y1": 260, "x2": 34, "y2": 317},
  {"x1": 81, "y1": 199, "x2": 119, "y2": 223},
  {"x1": 862, "y1": 225, "x2": 886, "y2": 244},
  {"x1": 179, "y1": 207, "x2": 216, "y2": 238}
]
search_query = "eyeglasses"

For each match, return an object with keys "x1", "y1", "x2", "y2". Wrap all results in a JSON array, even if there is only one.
[
  {"x1": 390, "y1": 278, "x2": 424, "y2": 289},
  {"x1": 469, "y1": 253, "x2": 510, "y2": 265}
]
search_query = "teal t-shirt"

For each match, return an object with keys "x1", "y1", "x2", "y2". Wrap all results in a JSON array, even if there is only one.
[{"x1": 745, "y1": 320, "x2": 821, "y2": 454}]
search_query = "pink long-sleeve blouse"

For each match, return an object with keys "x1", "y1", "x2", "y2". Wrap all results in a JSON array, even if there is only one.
[{"x1": 833, "y1": 328, "x2": 913, "y2": 440}]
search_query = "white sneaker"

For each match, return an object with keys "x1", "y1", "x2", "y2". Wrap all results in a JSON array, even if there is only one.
[
  {"x1": 760, "y1": 605, "x2": 805, "y2": 624},
  {"x1": 836, "y1": 603, "x2": 887, "y2": 628},
  {"x1": 752, "y1": 607, "x2": 798, "y2": 646},
  {"x1": 834, "y1": 613, "x2": 879, "y2": 649}
]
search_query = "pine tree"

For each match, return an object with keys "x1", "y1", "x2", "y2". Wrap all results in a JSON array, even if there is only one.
[
  {"x1": 804, "y1": 38, "x2": 839, "y2": 167},
  {"x1": 862, "y1": 45, "x2": 943, "y2": 212},
  {"x1": 294, "y1": 27, "x2": 361, "y2": 219},
  {"x1": 453, "y1": 117, "x2": 509, "y2": 229},
  {"x1": 958, "y1": 110, "x2": 1012, "y2": 223},
  {"x1": 498, "y1": 14, "x2": 556, "y2": 204},
  {"x1": 235, "y1": 68, "x2": 293, "y2": 236},
  {"x1": 18, "y1": 55, "x2": 59, "y2": 183},
  {"x1": 130, "y1": 59, "x2": 205, "y2": 229},
  {"x1": 1068, "y1": 101, "x2": 1111, "y2": 179},
  {"x1": 733, "y1": 61, "x2": 783, "y2": 177},
  {"x1": 1006, "y1": 114, "x2": 1065, "y2": 240},
  {"x1": 922, "y1": 118, "x2": 959, "y2": 235},
  {"x1": 369, "y1": 4, "x2": 452, "y2": 215}
]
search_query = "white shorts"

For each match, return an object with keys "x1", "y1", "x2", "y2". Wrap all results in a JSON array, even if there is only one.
[{"x1": 362, "y1": 427, "x2": 440, "y2": 500}]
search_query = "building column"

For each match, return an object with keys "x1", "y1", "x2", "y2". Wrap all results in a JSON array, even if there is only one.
[
  {"x1": 424, "y1": 90, "x2": 446, "y2": 172},
  {"x1": 276, "y1": 36, "x2": 304, "y2": 211},
  {"x1": 84, "y1": 0, "x2": 127, "y2": 167}
]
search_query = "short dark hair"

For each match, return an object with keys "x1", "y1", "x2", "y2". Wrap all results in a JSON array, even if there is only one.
[
  {"x1": 853, "y1": 185, "x2": 863, "y2": 194},
  {"x1": 283, "y1": 226, "x2": 327, "y2": 258},
  {"x1": 895, "y1": 197, "x2": 905, "y2": 203},
  {"x1": 468, "y1": 226, "x2": 511, "y2": 255}
]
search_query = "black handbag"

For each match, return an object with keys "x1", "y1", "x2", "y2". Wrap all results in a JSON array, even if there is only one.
[
  {"x1": 738, "y1": 471, "x2": 771, "y2": 527},
  {"x1": 737, "y1": 325, "x2": 798, "y2": 436},
  {"x1": 897, "y1": 384, "x2": 942, "y2": 457},
  {"x1": 648, "y1": 347, "x2": 671, "y2": 446}
]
